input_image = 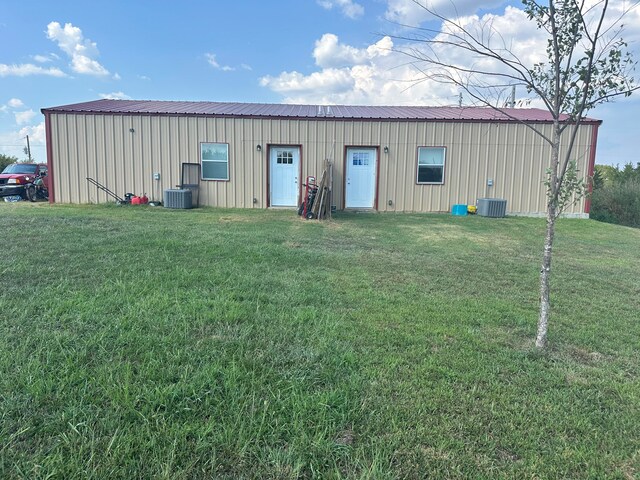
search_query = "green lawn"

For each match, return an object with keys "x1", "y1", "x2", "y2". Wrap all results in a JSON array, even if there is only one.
[{"x1": 1, "y1": 204, "x2": 639, "y2": 479}]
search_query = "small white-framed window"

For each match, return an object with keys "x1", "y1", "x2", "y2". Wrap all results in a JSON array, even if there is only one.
[
  {"x1": 276, "y1": 150, "x2": 293, "y2": 164},
  {"x1": 201, "y1": 142, "x2": 229, "y2": 181},
  {"x1": 352, "y1": 151, "x2": 370, "y2": 166},
  {"x1": 417, "y1": 147, "x2": 445, "y2": 184}
]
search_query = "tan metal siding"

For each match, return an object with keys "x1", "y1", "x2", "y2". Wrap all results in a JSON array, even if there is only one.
[{"x1": 49, "y1": 113, "x2": 595, "y2": 214}]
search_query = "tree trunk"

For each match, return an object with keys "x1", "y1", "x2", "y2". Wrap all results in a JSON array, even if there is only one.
[{"x1": 536, "y1": 203, "x2": 556, "y2": 349}]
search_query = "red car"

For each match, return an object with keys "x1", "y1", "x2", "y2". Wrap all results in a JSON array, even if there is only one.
[{"x1": 0, "y1": 163, "x2": 49, "y2": 200}]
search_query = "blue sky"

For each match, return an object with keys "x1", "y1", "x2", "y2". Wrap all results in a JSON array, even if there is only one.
[{"x1": 1, "y1": 0, "x2": 638, "y2": 166}]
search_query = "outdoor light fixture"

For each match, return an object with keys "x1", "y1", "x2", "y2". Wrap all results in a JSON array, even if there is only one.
[
  {"x1": 253, "y1": 197, "x2": 258, "y2": 204},
  {"x1": 388, "y1": 199, "x2": 393, "y2": 206},
  {"x1": 384, "y1": 146, "x2": 389, "y2": 154},
  {"x1": 256, "y1": 144, "x2": 262, "y2": 151}
]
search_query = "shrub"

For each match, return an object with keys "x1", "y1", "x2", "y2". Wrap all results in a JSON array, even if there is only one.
[{"x1": 590, "y1": 180, "x2": 640, "y2": 228}]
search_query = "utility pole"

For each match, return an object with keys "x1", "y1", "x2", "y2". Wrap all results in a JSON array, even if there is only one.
[
  {"x1": 510, "y1": 85, "x2": 516, "y2": 108},
  {"x1": 458, "y1": 92, "x2": 463, "y2": 107},
  {"x1": 25, "y1": 135, "x2": 32, "y2": 162}
]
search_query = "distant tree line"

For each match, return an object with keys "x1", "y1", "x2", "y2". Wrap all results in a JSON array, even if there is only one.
[
  {"x1": 591, "y1": 163, "x2": 640, "y2": 228},
  {"x1": 0, "y1": 154, "x2": 19, "y2": 172},
  {"x1": 0, "y1": 153, "x2": 39, "y2": 173}
]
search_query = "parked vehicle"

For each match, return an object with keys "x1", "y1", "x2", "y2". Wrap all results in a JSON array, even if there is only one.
[
  {"x1": 0, "y1": 163, "x2": 49, "y2": 200},
  {"x1": 25, "y1": 174, "x2": 49, "y2": 202}
]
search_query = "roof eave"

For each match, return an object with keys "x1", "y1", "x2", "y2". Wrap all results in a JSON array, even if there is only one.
[{"x1": 39, "y1": 108, "x2": 603, "y2": 125}]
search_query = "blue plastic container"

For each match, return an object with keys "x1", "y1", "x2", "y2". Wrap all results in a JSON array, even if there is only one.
[{"x1": 451, "y1": 204, "x2": 468, "y2": 216}]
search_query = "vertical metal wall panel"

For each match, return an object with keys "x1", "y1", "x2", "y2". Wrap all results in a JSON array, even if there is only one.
[
  {"x1": 141, "y1": 116, "x2": 152, "y2": 200},
  {"x1": 93, "y1": 115, "x2": 105, "y2": 202},
  {"x1": 63, "y1": 114, "x2": 74, "y2": 203},
  {"x1": 51, "y1": 115, "x2": 64, "y2": 202},
  {"x1": 49, "y1": 112, "x2": 596, "y2": 215},
  {"x1": 75, "y1": 114, "x2": 89, "y2": 203},
  {"x1": 233, "y1": 119, "x2": 242, "y2": 208},
  {"x1": 86, "y1": 115, "x2": 98, "y2": 203},
  {"x1": 49, "y1": 115, "x2": 60, "y2": 202}
]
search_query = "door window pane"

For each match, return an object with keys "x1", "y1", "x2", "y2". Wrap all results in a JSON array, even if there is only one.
[
  {"x1": 277, "y1": 151, "x2": 293, "y2": 164},
  {"x1": 352, "y1": 152, "x2": 370, "y2": 166}
]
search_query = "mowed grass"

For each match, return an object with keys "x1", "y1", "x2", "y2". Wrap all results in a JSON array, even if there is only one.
[{"x1": 0, "y1": 204, "x2": 639, "y2": 479}]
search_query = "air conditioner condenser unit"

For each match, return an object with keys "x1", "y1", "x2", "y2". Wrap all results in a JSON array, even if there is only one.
[
  {"x1": 164, "y1": 189, "x2": 193, "y2": 209},
  {"x1": 477, "y1": 198, "x2": 507, "y2": 218}
]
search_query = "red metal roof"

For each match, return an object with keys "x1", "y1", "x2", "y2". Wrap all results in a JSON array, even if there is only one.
[{"x1": 41, "y1": 99, "x2": 601, "y2": 123}]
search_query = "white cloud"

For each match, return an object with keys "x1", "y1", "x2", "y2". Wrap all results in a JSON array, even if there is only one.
[
  {"x1": 260, "y1": 32, "x2": 458, "y2": 105},
  {"x1": 113, "y1": 72, "x2": 121, "y2": 80},
  {"x1": 99, "y1": 91, "x2": 131, "y2": 100},
  {"x1": 0, "y1": 63, "x2": 67, "y2": 77},
  {"x1": 262, "y1": 1, "x2": 640, "y2": 108},
  {"x1": 15, "y1": 109, "x2": 37, "y2": 125},
  {"x1": 313, "y1": 33, "x2": 392, "y2": 68},
  {"x1": 46, "y1": 21, "x2": 109, "y2": 76},
  {"x1": 318, "y1": 0, "x2": 364, "y2": 19},
  {"x1": 8, "y1": 98, "x2": 24, "y2": 108},
  {"x1": 205, "y1": 53, "x2": 237, "y2": 72},
  {"x1": 260, "y1": 7, "x2": 549, "y2": 105},
  {"x1": 32, "y1": 53, "x2": 59, "y2": 63},
  {"x1": 205, "y1": 53, "x2": 219, "y2": 68},
  {"x1": 20, "y1": 122, "x2": 45, "y2": 145},
  {"x1": 384, "y1": 0, "x2": 505, "y2": 25},
  {"x1": 240, "y1": 64, "x2": 252, "y2": 71},
  {"x1": 0, "y1": 121, "x2": 46, "y2": 160},
  {"x1": 260, "y1": 69, "x2": 355, "y2": 97},
  {"x1": 137, "y1": 74, "x2": 151, "y2": 80}
]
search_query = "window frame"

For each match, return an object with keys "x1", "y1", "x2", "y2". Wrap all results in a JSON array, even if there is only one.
[
  {"x1": 200, "y1": 142, "x2": 230, "y2": 182},
  {"x1": 416, "y1": 146, "x2": 446, "y2": 185}
]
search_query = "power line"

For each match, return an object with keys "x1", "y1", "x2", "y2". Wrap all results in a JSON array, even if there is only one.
[{"x1": 0, "y1": 144, "x2": 46, "y2": 147}]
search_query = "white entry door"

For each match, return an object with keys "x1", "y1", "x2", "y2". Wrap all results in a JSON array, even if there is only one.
[
  {"x1": 345, "y1": 147, "x2": 377, "y2": 209},
  {"x1": 270, "y1": 146, "x2": 300, "y2": 206}
]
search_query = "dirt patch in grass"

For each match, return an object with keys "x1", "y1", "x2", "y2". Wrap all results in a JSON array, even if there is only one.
[
  {"x1": 402, "y1": 222, "x2": 463, "y2": 239},
  {"x1": 283, "y1": 241, "x2": 303, "y2": 248},
  {"x1": 335, "y1": 429, "x2": 355, "y2": 446},
  {"x1": 401, "y1": 223, "x2": 521, "y2": 251},
  {"x1": 496, "y1": 447, "x2": 521, "y2": 463},
  {"x1": 217, "y1": 214, "x2": 263, "y2": 223},
  {"x1": 568, "y1": 346, "x2": 608, "y2": 365},
  {"x1": 565, "y1": 371, "x2": 591, "y2": 386}
]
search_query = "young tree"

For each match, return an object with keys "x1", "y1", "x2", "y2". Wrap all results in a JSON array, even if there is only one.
[{"x1": 395, "y1": 0, "x2": 638, "y2": 348}]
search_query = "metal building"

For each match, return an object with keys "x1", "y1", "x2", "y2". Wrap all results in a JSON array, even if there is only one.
[{"x1": 41, "y1": 100, "x2": 600, "y2": 216}]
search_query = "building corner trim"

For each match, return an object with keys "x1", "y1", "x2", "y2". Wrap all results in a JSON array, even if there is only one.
[
  {"x1": 584, "y1": 122, "x2": 600, "y2": 214},
  {"x1": 45, "y1": 113, "x2": 55, "y2": 204}
]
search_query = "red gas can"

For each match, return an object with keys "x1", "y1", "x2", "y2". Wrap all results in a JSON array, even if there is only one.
[
  {"x1": 131, "y1": 196, "x2": 141, "y2": 205},
  {"x1": 140, "y1": 194, "x2": 149, "y2": 204}
]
